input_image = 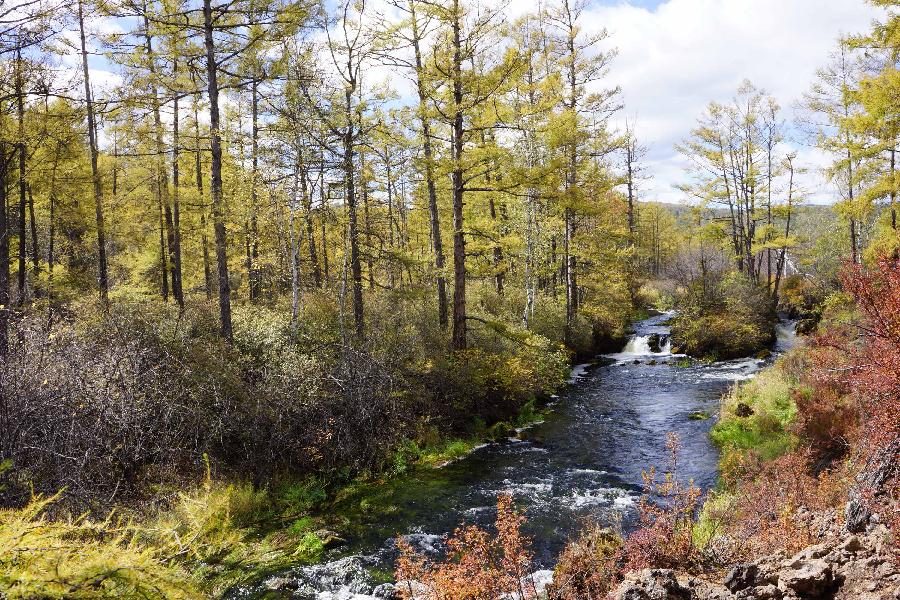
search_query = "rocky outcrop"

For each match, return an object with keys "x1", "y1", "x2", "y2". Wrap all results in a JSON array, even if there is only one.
[
  {"x1": 845, "y1": 441, "x2": 899, "y2": 534},
  {"x1": 614, "y1": 569, "x2": 693, "y2": 600},
  {"x1": 610, "y1": 526, "x2": 898, "y2": 600}
]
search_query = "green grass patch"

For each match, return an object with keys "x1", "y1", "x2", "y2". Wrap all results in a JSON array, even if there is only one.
[
  {"x1": 692, "y1": 491, "x2": 737, "y2": 549},
  {"x1": 710, "y1": 365, "x2": 799, "y2": 470}
]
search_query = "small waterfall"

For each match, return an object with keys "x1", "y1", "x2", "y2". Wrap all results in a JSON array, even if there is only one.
[
  {"x1": 621, "y1": 335, "x2": 652, "y2": 355},
  {"x1": 606, "y1": 333, "x2": 672, "y2": 361},
  {"x1": 774, "y1": 319, "x2": 798, "y2": 352}
]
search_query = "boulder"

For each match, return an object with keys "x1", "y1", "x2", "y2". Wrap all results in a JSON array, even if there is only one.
[
  {"x1": 839, "y1": 535, "x2": 863, "y2": 554},
  {"x1": 315, "y1": 528, "x2": 346, "y2": 550},
  {"x1": 736, "y1": 584, "x2": 781, "y2": 599},
  {"x1": 777, "y1": 558, "x2": 834, "y2": 598},
  {"x1": 734, "y1": 403, "x2": 755, "y2": 418},
  {"x1": 845, "y1": 440, "x2": 900, "y2": 533},
  {"x1": 790, "y1": 543, "x2": 829, "y2": 562},
  {"x1": 614, "y1": 569, "x2": 692, "y2": 600},
  {"x1": 845, "y1": 496, "x2": 871, "y2": 534},
  {"x1": 372, "y1": 583, "x2": 399, "y2": 599},
  {"x1": 724, "y1": 563, "x2": 760, "y2": 592}
]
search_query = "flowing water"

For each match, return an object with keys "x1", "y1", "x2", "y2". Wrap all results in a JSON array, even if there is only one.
[{"x1": 229, "y1": 312, "x2": 798, "y2": 599}]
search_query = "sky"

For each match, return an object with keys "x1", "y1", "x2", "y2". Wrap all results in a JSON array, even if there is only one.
[{"x1": 507, "y1": 0, "x2": 883, "y2": 204}]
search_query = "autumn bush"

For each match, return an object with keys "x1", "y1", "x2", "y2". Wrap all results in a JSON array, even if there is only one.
[
  {"x1": 672, "y1": 272, "x2": 775, "y2": 359},
  {"x1": 0, "y1": 287, "x2": 577, "y2": 513},
  {"x1": 396, "y1": 494, "x2": 537, "y2": 600},
  {"x1": 620, "y1": 433, "x2": 704, "y2": 573},
  {"x1": 0, "y1": 300, "x2": 410, "y2": 509},
  {"x1": 426, "y1": 338, "x2": 569, "y2": 428},
  {"x1": 840, "y1": 257, "x2": 900, "y2": 462},
  {"x1": 840, "y1": 257, "x2": 900, "y2": 547},
  {"x1": 546, "y1": 524, "x2": 623, "y2": 599}
]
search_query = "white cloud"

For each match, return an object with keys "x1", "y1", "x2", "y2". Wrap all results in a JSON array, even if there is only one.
[{"x1": 552, "y1": 0, "x2": 882, "y2": 203}]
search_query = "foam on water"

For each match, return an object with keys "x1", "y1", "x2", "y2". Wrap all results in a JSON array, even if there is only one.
[
  {"x1": 568, "y1": 468, "x2": 608, "y2": 476},
  {"x1": 604, "y1": 334, "x2": 674, "y2": 363},
  {"x1": 568, "y1": 363, "x2": 591, "y2": 383},
  {"x1": 565, "y1": 487, "x2": 634, "y2": 509}
]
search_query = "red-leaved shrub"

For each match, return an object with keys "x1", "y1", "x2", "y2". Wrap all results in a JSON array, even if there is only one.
[
  {"x1": 723, "y1": 452, "x2": 848, "y2": 560},
  {"x1": 396, "y1": 494, "x2": 537, "y2": 600},
  {"x1": 841, "y1": 257, "x2": 900, "y2": 550},
  {"x1": 841, "y1": 257, "x2": 900, "y2": 462},
  {"x1": 621, "y1": 433, "x2": 703, "y2": 573},
  {"x1": 547, "y1": 524, "x2": 623, "y2": 599}
]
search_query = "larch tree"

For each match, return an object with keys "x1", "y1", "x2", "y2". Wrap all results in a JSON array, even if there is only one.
[
  {"x1": 545, "y1": 0, "x2": 619, "y2": 345},
  {"x1": 425, "y1": 0, "x2": 518, "y2": 350},
  {"x1": 76, "y1": 0, "x2": 110, "y2": 302},
  {"x1": 800, "y1": 43, "x2": 867, "y2": 263}
]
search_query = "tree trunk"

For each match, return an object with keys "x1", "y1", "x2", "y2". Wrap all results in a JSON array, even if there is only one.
[
  {"x1": 773, "y1": 160, "x2": 795, "y2": 308},
  {"x1": 78, "y1": 0, "x2": 109, "y2": 302},
  {"x1": 361, "y1": 155, "x2": 374, "y2": 291},
  {"x1": 410, "y1": 0, "x2": 448, "y2": 328},
  {"x1": 0, "y1": 144, "x2": 9, "y2": 356},
  {"x1": 320, "y1": 152, "x2": 329, "y2": 284},
  {"x1": 563, "y1": 0, "x2": 578, "y2": 345},
  {"x1": 16, "y1": 52, "x2": 26, "y2": 306},
  {"x1": 300, "y1": 154, "x2": 321, "y2": 288},
  {"x1": 203, "y1": 0, "x2": 233, "y2": 341},
  {"x1": 891, "y1": 148, "x2": 896, "y2": 232},
  {"x1": 157, "y1": 181, "x2": 169, "y2": 301},
  {"x1": 289, "y1": 157, "x2": 300, "y2": 329},
  {"x1": 450, "y1": 0, "x2": 466, "y2": 351},
  {"x1": 195, "y1": 97, "x2": 212, "y2": 300},
  {"x1": 550, "y1": 235, "x2": 557, "y2": 298},
  {"x1": 626, "y1": 142, "x2": 635, "y2": 242},
  {"x1": 385, "y1": 148, "x2": 396, "y2": 289},
  {"x1": 171, "y1": 62, "x2": 183, "y2": 307},
  {"x1": 564, "y1": 206, "x2": 576, "y2": 343},
  {"x1": 145, "y1": 15, "x2": 182, "y2": 306},
  {"x1": 343, "y1": 85, "x2": 364, "y2": 337},
  {"x1": 46, "y1": 141, "x2": 60, "y2": 313},
  {"x1": 27, "y1": 183, "x2": 39, "y2": 296},
  {"x1": 847, "y1": 147, "x2": 858, "y2": 264},
  {"x1": 489, "y1": 195, "x2": 504, "y2": 295},
  {"x1": 249, "y1": 78, "x2": 260, "y2": 301},
  {"x1": 480, "y1": 130, "x2": 505, "y2": 296}
]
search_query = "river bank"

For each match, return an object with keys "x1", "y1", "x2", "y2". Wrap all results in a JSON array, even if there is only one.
[{"x1": 226, "y1": 312, "x2": 795, "y2": 598}]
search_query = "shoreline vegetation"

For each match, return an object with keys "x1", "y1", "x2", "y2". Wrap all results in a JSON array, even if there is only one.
[
  {"x1": 395, "y1": 257, "x2": 900, "y2": 600},
  {"x1": 0, "y1": 292, "x2": 633, "y2": 598}
]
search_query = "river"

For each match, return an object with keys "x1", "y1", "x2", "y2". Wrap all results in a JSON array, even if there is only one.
[{"x1": 229, "y1": 312, "x2": 796, "y2": 599}]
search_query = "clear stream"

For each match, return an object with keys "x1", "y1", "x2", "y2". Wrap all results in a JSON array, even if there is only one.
[{"x1": 229, "y1": 312, "x2": 797, "y2": 599}]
